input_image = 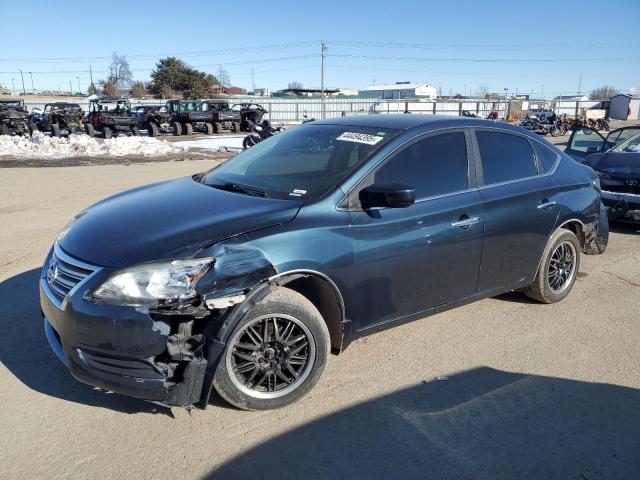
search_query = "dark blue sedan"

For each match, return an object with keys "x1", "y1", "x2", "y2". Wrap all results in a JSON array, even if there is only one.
[{"x1": 40, "y1": 115, "x2": 608, "y2": 411}]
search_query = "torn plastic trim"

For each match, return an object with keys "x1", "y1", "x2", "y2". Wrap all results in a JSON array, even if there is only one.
[{"x1": 205, "y1": 293, "x2": 246, "y2": 310}]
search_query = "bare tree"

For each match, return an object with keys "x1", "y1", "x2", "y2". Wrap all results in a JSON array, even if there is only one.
[
  {"x1": 589, "y1": 85, "x2": 618, "y2": 101},
  {"x1": 101, "y1": 81, "x2": 118, "y2": 97},
  {"x1": 478, "y1": 83, "x2": 490, "y2": 97},
  {"x1": 129, "y1": 81, "x2": 146, "y2": 98},
  {"x1": 288, "y1": 81, "x2": 303, "y2": 90},
  {"x1": 100, "y1": 52, "x2": 132, "y2": 90},
  {"x1": 217, "y1": 67, "x2": 231, "y2": 88}
]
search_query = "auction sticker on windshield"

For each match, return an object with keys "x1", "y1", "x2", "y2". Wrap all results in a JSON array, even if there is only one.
[{"x1": 336, "y1": 132, "x2": 384, "y2": 145}]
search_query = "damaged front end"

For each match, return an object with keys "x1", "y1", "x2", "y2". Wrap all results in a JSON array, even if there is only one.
[{"x1": 40, "y1": 243, "x2": 278, "y2": 409}]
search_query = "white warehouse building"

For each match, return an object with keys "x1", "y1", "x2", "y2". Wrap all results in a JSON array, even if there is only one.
[{"x1": 358, "y1": 82, "x2": 438, "y2": 99}]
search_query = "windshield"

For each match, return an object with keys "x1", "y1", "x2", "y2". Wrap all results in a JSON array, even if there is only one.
[
  {"x1": 612, "y1": 132, "x2": 640, "y2": 153},
  {"x1": 202, "y1": 124, "x2": 399, "y2": 200}
]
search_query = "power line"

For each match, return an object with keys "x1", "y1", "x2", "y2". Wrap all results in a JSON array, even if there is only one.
[{"x1": 329, "y1": 53, "x2": 621, "y2": 63}]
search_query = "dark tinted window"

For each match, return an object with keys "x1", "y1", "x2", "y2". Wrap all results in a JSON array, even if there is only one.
[
  {"x1": 373, "y1": 132, "x2": 468, "y2": 199},
  {"x1": 533, "y1": 142, "x2": 559, "y2": 172},
  {"x1": 476, "y1": 131, "x2": 537, "y2": 184}
]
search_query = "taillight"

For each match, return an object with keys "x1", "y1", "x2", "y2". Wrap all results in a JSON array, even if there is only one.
[{"x1": 187, "y1": 113, "x2": 192, "y2": 120}]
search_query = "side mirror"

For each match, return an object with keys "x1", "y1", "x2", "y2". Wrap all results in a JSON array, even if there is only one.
[
  {"x1": 586, "y1": 146, "x2": 600, "y2": 154},
  {"x1": 360, "y1": 183, "x2": 415, "y2": 210}
]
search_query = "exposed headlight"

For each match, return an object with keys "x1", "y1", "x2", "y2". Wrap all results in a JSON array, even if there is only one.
[{"x1": 93, "y1": 257, "x2": 213, "y2": 306}]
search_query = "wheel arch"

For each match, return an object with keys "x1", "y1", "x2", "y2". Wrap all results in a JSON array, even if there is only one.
[{"x1": 269, "y1": 270, "x2": 347, "y2": 354}]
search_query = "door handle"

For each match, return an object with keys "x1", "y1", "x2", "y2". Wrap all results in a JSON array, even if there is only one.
[
  {"x1": 537, "y1": 200, "x2": 557, "y2": 210},
  {"x1": 451, "y1": 215, "x2": 480, "y2": 229}
]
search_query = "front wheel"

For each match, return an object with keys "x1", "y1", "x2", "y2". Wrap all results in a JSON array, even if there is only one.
[
  {"x1": 85, "y1": 123, "x2": 95, "y2": 137},
  {"x1": 242, "y1": 134, "x2": 260, "y2": 150},
  {"x1": 523, "y1": 229, "x2": 581, "y2": 303},
  {"x1": 213, "y1": 287, "x2": 330, "y2": 411},
  {"x1": 147, "y1": 122, "x2": 159, "y2": 137},
  {"x1": 131, "y1": 126, "x2": 141, "y2": 136},
  {"x1": 50, "y1": 123, "x2": 61, "y2": 138},
  {"x1": 171, "y1": 121, "x2": 182, "y2": 136},
  {"x1": 102, "y1": 126, "x2": 112, "y2": 139}
]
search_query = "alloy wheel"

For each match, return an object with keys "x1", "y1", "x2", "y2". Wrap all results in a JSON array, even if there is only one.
[
  {"x1": 547, "y1": 241, "x2": 577, "y2": 294},
  {"x1": 226, "y1": 314, "x2": 316, "y2": 399}
]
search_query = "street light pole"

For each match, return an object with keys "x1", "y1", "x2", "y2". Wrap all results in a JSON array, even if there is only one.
[
  {"x1": 18, "y1": 69, "x2": 26, "y2": 95},
  {"x1": 76, "y1": 76, "x2": 81, "y2": 93},
  {"x1": 11, "y1": 78, "x2": 15, "y2": 95},
  {"x1": 29, "y1": 72, "x2": 35, "y2": 94}
]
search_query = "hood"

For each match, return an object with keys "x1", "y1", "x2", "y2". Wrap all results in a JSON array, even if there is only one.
[
  {"x1": 588, "y1": 151, "x2": 640, "y2": 175},
  {"x1": 59, "y1": 176, "x2": 301, "y2": 268}
]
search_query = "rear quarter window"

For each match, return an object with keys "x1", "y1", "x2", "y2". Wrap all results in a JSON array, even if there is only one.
[
  {"x1": 476, "y1": 131, "x2": 537, "y2": 185},
  {"x1": 533, "y1": 142, "x2": 559, "y2": 172}
]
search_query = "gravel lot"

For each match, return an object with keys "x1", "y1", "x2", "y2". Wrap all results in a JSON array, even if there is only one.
[{"x1": 1, "y1": 137, "x2": 639, "y2": 479}]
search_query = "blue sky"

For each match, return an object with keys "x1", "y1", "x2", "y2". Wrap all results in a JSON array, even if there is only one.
[{"x1": 1, "y1": 0, "x2": 638, "y2": 97}]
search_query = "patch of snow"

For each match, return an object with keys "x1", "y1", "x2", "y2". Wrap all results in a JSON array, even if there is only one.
[
  {"x1": 175, "y1": 135, "x2": 245, "y2": 153},
  {"x1": 0, "y1": 132, "x2": 186, "y2": 159}
]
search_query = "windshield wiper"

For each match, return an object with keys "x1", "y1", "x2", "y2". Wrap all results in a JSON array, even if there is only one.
[{"x1": 210, "y1": 182, "x2": 268, "y2": 198}]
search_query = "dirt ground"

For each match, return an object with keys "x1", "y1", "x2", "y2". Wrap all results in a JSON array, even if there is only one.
[{"x1": 1, "y1": 143, "x2": 639, "y2": 479}]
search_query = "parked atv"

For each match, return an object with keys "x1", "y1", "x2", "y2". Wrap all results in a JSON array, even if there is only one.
[
  {"x1": 166, "y1": 100, "x2": 241, "y2": 136},
  {"x1": 232, "y1": 103, "x2": 268, "y2": 132},
  {"x1": 0, "y1": 100, "x2": 31, "y2": 136},
  {"x1": 84, "y1": 97, "x2": 140, "y2": 138},
  {"x1": 132, "y1": 104, "x2": 172, "y2": 137},
  {"x1": 30, "y1": 102, "x2": 85, "y2": 137}
]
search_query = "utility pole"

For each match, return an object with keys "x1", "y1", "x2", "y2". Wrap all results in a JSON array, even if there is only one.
[
  {"x1": 11, "y1": 78, "x2": 15, "y2": 95},
  {"x1": 18, "y1": 69, "x2": 26, "y2": 95},
  {"x1": 320, "y1": 40, "x2": 327, "y2": 119},
  {"x1": 251, "y1": 67, "x2": 255, "y2": 91},
  {"x1": 76, "y1": 76, "x2": 81, "y2": 93},
  {"x1": 89, "y1": 65, "x2": 94, "y2": 85},
  {"x1": 69, "y1": 80, "x2": 73, "y2": 95},
  {"x1": 28, "y1": 72, "x2": 35, "y2": 94},
  {"x1": 577, "y1": 73, "x2": 582, "y2": 96}
]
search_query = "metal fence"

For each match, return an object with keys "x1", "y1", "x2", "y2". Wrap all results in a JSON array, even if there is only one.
[{"x1": 21, "y1": 97, "x2": 609, "y2": 122}]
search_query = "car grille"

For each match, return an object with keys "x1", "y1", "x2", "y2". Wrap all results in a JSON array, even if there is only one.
[{"x1": 45, "y1": 245, "x2": 97, "y2": 307}]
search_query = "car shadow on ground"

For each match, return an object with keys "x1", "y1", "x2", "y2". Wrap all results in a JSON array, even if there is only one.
[
  {"x1": 0, "y1": 268, "x2": 173, "y2": 416},
  {"x1": 207, "y1": 367, "x2": 640, "y2": 480},
  {"x1": 609, "y1": 222, "x2": 640, "y2": 235}
]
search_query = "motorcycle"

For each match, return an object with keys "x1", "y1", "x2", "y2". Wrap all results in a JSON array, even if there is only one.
[{"x1": 242, "y1": 119, "x2": 284, "y2": 149}]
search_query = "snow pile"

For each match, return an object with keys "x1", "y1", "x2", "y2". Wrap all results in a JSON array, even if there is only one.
[
  {"x1": 175, "y1": 135, "x2": 245, "y2": 152},
  {"x1": 0, "y1": 132, "x2": 186, "y2": 159}
]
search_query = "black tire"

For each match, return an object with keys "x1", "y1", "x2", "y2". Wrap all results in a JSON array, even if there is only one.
[
  {"x1": 30, "y1": 122, "x2": 40, "y2": 134},
  {"x1": 68, "y1": 125, "x2": 77, "y2": 135},
  {"x1": 85, "y1": 123, "x2": 95, "y2": 137},
  {"x1": 147, "y1": 122, "x2": 159, "y2": 137},
  {"x1": 212, "y1": 122, "x2": 221, "y2": 134},
  {"x1": 243, "y1": 135, "x2": 260, "y2": 150},
  {"x1": 0, "y1": 124, "x2": 10, "y2": 136},
  {"x1": 102, "y1": 126, "x2": 112, "y2": 139},
  {"x1": 203, "y1": 122, "x2": 214, "y2": 135},
  {"x1": 131, "y1": 126, "x2": 141, "y2": 136},
  {"x1": 184, "y1": 123, "x2": 193, "y2": 136},
  {"x1": 232, "y1": 121, "x2": 240, "y2": 133},
  {"x1": 50, "y1": 123, "x2": 61, "y2": 138},
  {"x1": 172, "y1": 121, "x2": 182, "y2": 136},
  {"x1": 213, "y1": 287, "x2": 330, "y2": 411},
  {"x1": 523, "y1": 229, "x2": 581, "y2": 304}
]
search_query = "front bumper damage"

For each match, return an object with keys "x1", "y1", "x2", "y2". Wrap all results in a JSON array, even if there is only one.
[
  {"x1": 601, "y1": 190, "x2": 640, "y2": 223},
  {"x1": 40, "y1": 244, "x2": 277, "y2": 409}
]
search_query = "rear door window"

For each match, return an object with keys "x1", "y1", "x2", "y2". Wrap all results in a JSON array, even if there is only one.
[{"x1": 476, "y1": 131, "x2": 537, "y2": 185}]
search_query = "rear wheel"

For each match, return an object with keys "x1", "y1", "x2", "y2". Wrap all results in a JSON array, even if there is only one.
[
  {"x1": 102, "y1": 126, "x2": 112, "y2": 139},
  {"x1": 212, "y1": 122, "x2": 221, "y2": 134},
  {"x1": 85, "y1": 123, "x2": 95, "y2": 137},
  {"x1": 204, "y1": 122, "x2": 214, "y2": 135},
  {"x1": 0, "y1": 124, "x2": 9, "y2": 136},
  {"x1": 523, "y1": 229, "x2": 581, "y2": 303},
  {"x1": 131, "y1": 126, "x2": 141, "y2": 136},
  {"x1": 50, "y1": 123, "x2": 61, "y2": 138},
  {"x1": 232, "y1": 121, "x2": 240, "y2": 133},
  {"x1": 147, "y1": 122, "x2": 159, "y2": 137},
  {"x1": 213, "y1": 287, "x2": 330, "y2": 411},
  {"x1": 172, "y1": 121, "x2": 182, "y2": 136},
  {"x1": 184, "y1": 123, "x2": 193, "y2": 135}
]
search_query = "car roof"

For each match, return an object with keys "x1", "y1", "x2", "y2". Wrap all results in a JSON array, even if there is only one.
[{"x1": 314, "y1": 114, "x2": 516, "y2": 131}]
